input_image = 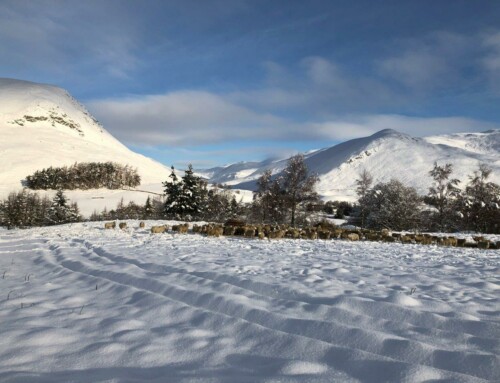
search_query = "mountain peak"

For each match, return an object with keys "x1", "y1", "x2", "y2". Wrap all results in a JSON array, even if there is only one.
[
  {"x1": 369, "y1": 128, "x2": 408, "y2": 139},
  {"x1": 0, "y1": 78, "x2": 169, "y2": 191}
]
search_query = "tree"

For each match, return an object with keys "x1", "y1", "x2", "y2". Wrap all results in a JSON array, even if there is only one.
[
  {"x1": 163, "y1": 166, "x2": 183, "y2": 219},
  {"x1": 46, "y1": 190, "x2": 80, "y2": 225},
  {"x1": 163, "y1": 165, "x2": 208, "y2": 220},
  {"x1": 425, "y1": 162, "x2": 461, "y2": 231},
  {"x1": 254, "y1": 170, "x2": 273, "y2": 223},
  {"x1": 461, "y1": 164, "x2": 500, "y2": 233},
  {"x1": 178, "y1": 164, "x2": 208, "y2": 220},
  {"x1": 363, "y1": 179, "x2": 422, "y2": 230},
  {"x1": 355, "y1": 169, "x2": 373, "y2": 228},
  {"x1": 143, "y1": 196, "x2": 154, "y2": 219},
  {"x1": 280, "y1": 154, "x2": 319, "y2": 226},
  {"x1": 0, "y1": 190, "x2": 52, "y2": 228}
]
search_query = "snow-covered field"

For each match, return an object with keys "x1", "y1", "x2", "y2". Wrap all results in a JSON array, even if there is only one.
[{"x1": 0, "y1": 222, "x2": 498, "y2": 382}]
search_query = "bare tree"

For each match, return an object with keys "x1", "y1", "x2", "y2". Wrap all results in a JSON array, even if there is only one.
[
  {"x1": 280, "y1": 154, "x2": 319, "y2": 226},
  {"x1": 426, "y1": 162, "x2": 460, "y2": 231},
  {"x1": 355, "y1": 169, "x2": 373, "y2": 228},
  {"x1": 363, "y1": 179, "x2": 422, "y2": 231}
]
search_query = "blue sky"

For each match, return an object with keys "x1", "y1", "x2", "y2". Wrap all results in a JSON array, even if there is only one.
[{"x1": 1, "y1": 0, "x2": 500, "y2": 169}]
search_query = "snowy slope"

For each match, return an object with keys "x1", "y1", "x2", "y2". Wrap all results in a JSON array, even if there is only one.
[
  {"x1": 0, "y1": 78, "x2": 170, "y2": 195},
  {"x1": 203, "y1": 129, "x2": 500, "y2": 201},
  {"x1": 424, "y1": 129, "x2": 500, "y2": 155},
  {"x1": 0, "y1": 222, "x2": 498, "y2": 382}
]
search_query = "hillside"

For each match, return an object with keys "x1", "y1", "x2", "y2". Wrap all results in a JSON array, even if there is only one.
[
  {"x1": 0, "y1": 78, "x2": 171, "y2": 214},
  {"x1": 201, "y1": 129, "x2": 500, "y2": 201},
  {"x1": 0, "y1": 78, "x2": 170, "y2": 192}
]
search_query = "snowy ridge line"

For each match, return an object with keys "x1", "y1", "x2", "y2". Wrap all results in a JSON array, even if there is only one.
[{"x1": 32, "y1": 233, "x2": 499, "y2": 380}]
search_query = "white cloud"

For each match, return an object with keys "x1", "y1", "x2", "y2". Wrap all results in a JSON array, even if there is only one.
[
  {"x1": 308, "y1": 115, "x2": 499, "y2": 141},
  {"x1": 89, "y1": 90, "x2": 499, "y2": 147},
  {"x1": 88, "y1": 91, "x2": 309, "y2": 146}
]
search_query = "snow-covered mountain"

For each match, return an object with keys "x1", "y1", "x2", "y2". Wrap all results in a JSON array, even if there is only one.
[
  {"x1": 0, "y1": 78, "x2": 170, "y2": 194},
  {"x1": 424, "y1": 130, "x2": 500, "y2": 155},
  {"x1": 201, "y1": 129, "x2": 500, "y2": 201}
]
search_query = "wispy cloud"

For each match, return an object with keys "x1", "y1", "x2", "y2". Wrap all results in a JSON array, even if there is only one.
[{"x1": 89, "y1": 88, "x2": 499, "y2": 149}]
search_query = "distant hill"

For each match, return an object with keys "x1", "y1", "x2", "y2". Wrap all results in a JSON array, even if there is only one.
[{"x1": 199, "y1": 129, "x2": 500, "y2": 201}]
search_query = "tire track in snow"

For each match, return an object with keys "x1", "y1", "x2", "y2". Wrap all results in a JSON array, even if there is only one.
[{"x1": 34, "y1": 235, "x2": 499, "y2": 381}]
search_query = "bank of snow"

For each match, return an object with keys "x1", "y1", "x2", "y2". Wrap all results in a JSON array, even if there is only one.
[{"x1": 0, "y1": 222, "x2": 498, "y2": 382}]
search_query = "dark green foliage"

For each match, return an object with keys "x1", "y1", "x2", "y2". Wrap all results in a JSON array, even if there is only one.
[
  {"x1": 46, "y1": 190, "x2": 80, "y2": 225},
  {"x1": 25, "y1": 162, "x2": 141, "y2": 190},
  {"x1": 143, "y1": 196, "x2": 154, "y2": 219},
  {"x1": 334, "y1": 201, "x2": 353, "y2": 219},
  {"x1": 163, "y1": 164, "x2": 208, "y2": 221},
  {"x1": 0, "y1": 190, "x2": 80, "y2": 229}
]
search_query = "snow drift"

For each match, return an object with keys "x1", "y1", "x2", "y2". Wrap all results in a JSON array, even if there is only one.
[{"x1": 0, "y1": 222, "x2": 498, "y2": 382}]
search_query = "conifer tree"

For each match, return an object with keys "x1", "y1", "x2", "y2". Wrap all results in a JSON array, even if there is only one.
[
  {"x1": 163, "y1": 166, "x2": 183, "y2": 219},
  {"x1": 144, "y1": 196, "x2": 153, "y2": 219},
  {"x1": 46, "y1": 190, "x2": 80, "y2": 225},
  {"x1": 178, "y1": 164, "x2": 207, "y2": 220}
]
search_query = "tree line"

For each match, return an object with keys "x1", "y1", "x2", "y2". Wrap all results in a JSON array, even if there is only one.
[
  {"x1": 355, "y1": 163, "x2": 499, "y2": 233},
  {"x1": 0, "y1": 190, "x2": 80, "y2": 229},
  {"x1": 2, "y1": 155, "x2": 498, "y2": 234},
  {"x1": 93, "y1": 156, "x2": 499, "y2": 234},
  {"x1": 25, "y1": 162, "x2": 141, "y2": 190}
]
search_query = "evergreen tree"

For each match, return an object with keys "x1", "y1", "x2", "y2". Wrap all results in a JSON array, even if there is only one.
[
  {"x1": 0, "y1": 190, "x2": 51, "y2": 228},
  {"x1": 46, "y1": 190, "x2": 80, "y2": 225},
  {"x1": 163, "y1": 166, "x2": 183, "y2": 219},
  {"x1": 143, "y1": 196, "x2": 154, "y2": 219},
  {"x1": 177, "y1": 164, "x2": 208, "y2": 220}
]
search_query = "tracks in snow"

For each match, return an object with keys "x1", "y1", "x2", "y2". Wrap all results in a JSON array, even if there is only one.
[{"x1": 26, "y1": 231, "x2": 499, "y2": 382}]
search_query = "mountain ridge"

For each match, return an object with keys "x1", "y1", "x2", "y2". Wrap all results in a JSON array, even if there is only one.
[{"x1": 200, "y1": 128, "x2": 500, "y2": 201}]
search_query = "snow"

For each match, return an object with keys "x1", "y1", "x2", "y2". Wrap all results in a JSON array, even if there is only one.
[
  {"x1": 202, "y1": 129, "x2": 500, "y2": 202},
  {"x1": 0, "y1": 222, "x2": 498, "y2": 382},
  {"x1": 0, "y1": 78, "x2": 170, "y2": 197},
  {"x1": 425, "y1": 130, "x2": 500, "y2": 156}
]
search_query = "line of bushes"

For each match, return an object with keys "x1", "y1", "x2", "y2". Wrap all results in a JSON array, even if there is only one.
[{"x1": 25, "y1": 162, "x2": 140, "y2": 190}]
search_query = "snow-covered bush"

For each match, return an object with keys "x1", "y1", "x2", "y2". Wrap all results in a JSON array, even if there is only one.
[{"x1": 360, "y1": 179, "x2": 422, "y2": 231}]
